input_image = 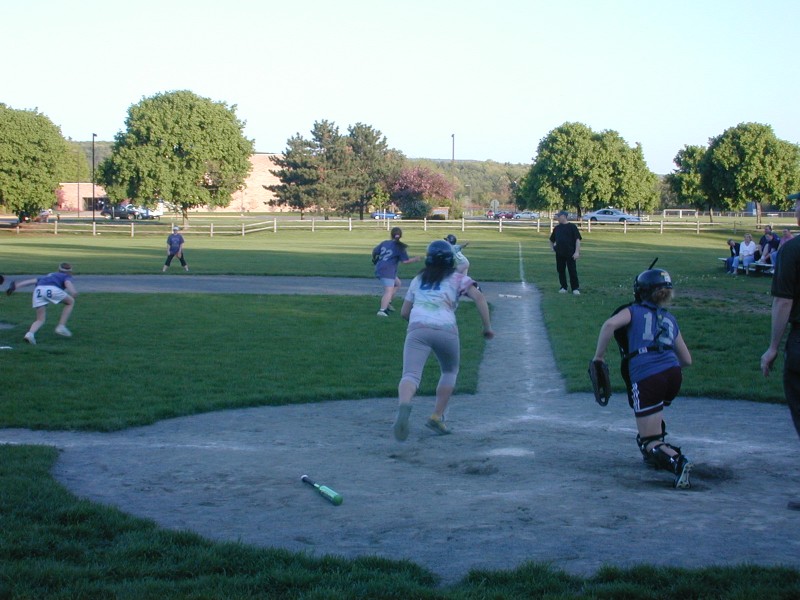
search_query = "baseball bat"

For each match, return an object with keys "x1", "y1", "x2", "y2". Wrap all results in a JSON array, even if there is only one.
[{"x1": 300, "y1": 474, "x2": 343, "y2": 505}]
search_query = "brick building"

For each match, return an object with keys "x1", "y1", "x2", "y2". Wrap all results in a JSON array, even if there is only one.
[{"x1": 57, "y1": 152, "x2": 284, "y2": 213}]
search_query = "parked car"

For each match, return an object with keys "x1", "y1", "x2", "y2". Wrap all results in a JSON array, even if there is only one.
[
  {"x1": 371, "y1": 211, "x2": 401, "y2": 220},
  {"x1": 494, "y1": 211, "x2": 515, "y2": 220},
  {"x1": 101, "y1": 204, "x2": 141, "y2": 220},
  {"x1": 513, "y1": 211, "x2": 539, "y2": 219},
  {"x1": 136, "y1": 204, "x2": 164, "y2": 219},
  {"x1": 582, "y1": 208, "x2": 641, "y2": 223}
]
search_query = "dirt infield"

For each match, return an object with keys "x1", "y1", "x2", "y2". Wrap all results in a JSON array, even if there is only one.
[{"x1": 1, "y1": 276, "x2": 800, "y2": 586}]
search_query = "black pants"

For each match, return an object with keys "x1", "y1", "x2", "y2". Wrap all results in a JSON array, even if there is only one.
[
  {"x1": 165, "y1": 252, "x2": 187, "y2": 267},
  {"x1": 555, "y1": 254, "x2": 579, "y2": 291},
  {"x1": 783, "y1": 327, "x2": 800, "y2": 439}
]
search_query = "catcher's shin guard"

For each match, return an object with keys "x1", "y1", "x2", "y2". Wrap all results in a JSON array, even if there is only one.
[{"x1": 588, "y1": 360, "x2": 612, "y2": 406}]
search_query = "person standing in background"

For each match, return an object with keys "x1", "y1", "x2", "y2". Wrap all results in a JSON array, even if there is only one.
[{"x1": 549, "y1": 210, "x2": 582, "y2": 295}]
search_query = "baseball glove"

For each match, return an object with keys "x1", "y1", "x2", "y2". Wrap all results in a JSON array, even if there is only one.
[
  {"x1": 588, "y1": 359, "x2": 612, "y2": 406},
  {"x1": 0, "y1": 275, "x2": 4, "y2": 286},
  {"x1": 5, "y1": 280, "x2": 15, "y2": 296}
]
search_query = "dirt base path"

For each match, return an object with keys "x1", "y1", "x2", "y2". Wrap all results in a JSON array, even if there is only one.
[{"x1": 1, "y1": 275, "x2": 800, "y2": 585}]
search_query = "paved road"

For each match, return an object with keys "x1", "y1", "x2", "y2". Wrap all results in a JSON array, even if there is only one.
[{"x1": 1, "y1": 275, "x2": 799, "y2": 585}]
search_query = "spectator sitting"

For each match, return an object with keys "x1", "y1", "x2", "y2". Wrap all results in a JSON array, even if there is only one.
[
  {"x1": 757, "y1": 231, "x2": 780, "y2": 266},
  {"x1": 731, "y1": 233, "x2": 757, "y2": 275},
  {"x1": 725, "y1": 238, "x2": 740, "y2": 274}
]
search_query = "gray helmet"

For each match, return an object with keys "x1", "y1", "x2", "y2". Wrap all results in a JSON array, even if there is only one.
[{"x1": 444, "y1": 234, "x2": 457, "y2": 245}]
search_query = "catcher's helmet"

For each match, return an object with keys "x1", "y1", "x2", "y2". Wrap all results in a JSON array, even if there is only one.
[
  {"x1": 444, "y1": 234, "x2": 457, "y2": 245},
  {"x1": 425, "y1": 240, "x2": 455, "y2": 268},
  {"x1": 634, "y1": 269, "x2": 672, "y2": 301}
]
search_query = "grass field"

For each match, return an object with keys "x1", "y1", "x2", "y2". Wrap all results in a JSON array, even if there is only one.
[{"x1": 1, "y1": 226, "x2": 797, "y2": 598}]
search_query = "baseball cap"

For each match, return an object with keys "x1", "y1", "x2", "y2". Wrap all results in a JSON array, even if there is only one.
[
  {"x1": 172, "y1": 226, "x2": 180, "y2": 231},
  {"x1": 556, "y1": 210, "x2": 569, "y2": 217}
]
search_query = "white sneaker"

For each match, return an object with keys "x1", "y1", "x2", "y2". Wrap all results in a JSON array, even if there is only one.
[
  {"x1": 558, "y1": 288, "x2": 568, "y2": 294},
  {"x1": 376, "y1": 309, "x2": 389, "y2": 317},
  {"x1": 55, "y1": 325, "x2": 72, "y2": 337},
  {"x1": 572, "y1": 290, "x2": 581, "y2": 296},
  {"x1": 24, "y1": 332, "x2": 36, "y2": 345}
]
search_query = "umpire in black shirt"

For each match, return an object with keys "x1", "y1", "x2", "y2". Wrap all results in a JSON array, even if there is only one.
[
  {"x1": 761, "y1": 194, "x2": 800, "y2": 511},
  {"x1": 549, "y1": 210, "x2": 582, "y2": 295}
]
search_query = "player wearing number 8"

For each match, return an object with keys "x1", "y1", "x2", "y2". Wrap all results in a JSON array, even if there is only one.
[
  {"x1": 592, "y1": 268, "x2": 694, "y2": 489},
  {"x1": 6, "y1": 262, "x2": 78, "y2": 345}
]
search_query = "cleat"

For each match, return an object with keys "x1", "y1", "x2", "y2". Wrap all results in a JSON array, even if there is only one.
[
  {"x1": 425, "y1": 414, "x2": 451, "y2": 435},
  {"x1": 572, "y1": 289, "x2": 581, "y2": 296},
  {"x1": 558, "y1": 288, "x2": 568, "y2": 294},
  {"x1": 23, "y1": 332, "x2": 36, "y2": 345},
  {"x1": 385, "y1": 304, "x2": 395, "y2": 312},
  {"x1": 673, "y1": 455, "x2": 693, "y2": 489},
  {"x1": 376, "y1": 309, "x2": 389, "y2": 317},
  {"x1": 55, "y1": 325, "x2": 72, "y2": 337},
  {"x1": 393, "y1": 404, "x2": 412, "y2": 441}
]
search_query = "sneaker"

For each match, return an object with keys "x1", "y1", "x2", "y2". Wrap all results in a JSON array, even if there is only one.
[
  {"x1": 425, "y1": 414, "x2": 451, "y2": 435},
  {"x1": 55, "y1": 325, "x2": 72, "y2": 337},
  {"x1": 572, "y1": 289, "x2": 581, "y2": 296},
  {"x1": 376, "y1": 309, "x2": 389, "y2": 317},
  {"x1": 23, "y1": 332, "x2": 36, "y2": 345},
  {"x1": 184, "y1": 266, "x2": 189, "y2": 272},
  {"x1": 393, "y1": 404, "x2": 412, "y2": 441},
  {"x1": 558, "y1": 288, "x2": 568, "y2": 294},
  {"x1": 672, "y1": 455, "x2": 693, "y2": 489},
  {"x1": 385, "y1": 304, "x2": 395, "y2": 313}
]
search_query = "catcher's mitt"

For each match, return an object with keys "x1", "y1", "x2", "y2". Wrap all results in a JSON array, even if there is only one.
[
  {"x1": 588, "y1": 359, "x2": 612, "y2": 406},
  {"x1": 5, "y1": 280, "x2": 15, "y2": 296}
]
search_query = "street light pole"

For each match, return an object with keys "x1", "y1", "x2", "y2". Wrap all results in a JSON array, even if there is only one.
[
  {"x1": 91, "y1": 133, "x2": 97, "y2": 222},
  {"x1": 451, "y1": 133, "x2": 455, "y2": 186}
]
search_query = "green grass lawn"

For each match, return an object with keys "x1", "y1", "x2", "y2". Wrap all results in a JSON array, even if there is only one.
[{"x1": 1, "y1": 226, "x2": 797, "y2": 598}]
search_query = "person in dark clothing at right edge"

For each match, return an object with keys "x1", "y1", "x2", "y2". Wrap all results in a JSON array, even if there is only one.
[
  {"x1": 761, "y1": 193, "x2": 800, "y2": 511},
  {"x1": 549, "y1": 210, "x2": 582, "y2": 295}
]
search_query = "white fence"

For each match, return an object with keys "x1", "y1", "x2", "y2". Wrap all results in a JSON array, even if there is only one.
[{"x1": 0, "y1": 217, "x2": 731, "y2": 237}]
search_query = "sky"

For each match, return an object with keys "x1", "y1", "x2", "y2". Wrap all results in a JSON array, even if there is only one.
[{"x1": 2, "y1": 0, "x2": 798, "y2": 174}]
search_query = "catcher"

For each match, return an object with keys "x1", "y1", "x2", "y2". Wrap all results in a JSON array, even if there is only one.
[{"x1": 591, "y1": 268, "x2": 694, "y2": 489}]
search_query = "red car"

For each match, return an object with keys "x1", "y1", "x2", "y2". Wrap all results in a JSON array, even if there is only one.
[{"x1": 494, "y1": 211, "x2": 515, "y2": 220}]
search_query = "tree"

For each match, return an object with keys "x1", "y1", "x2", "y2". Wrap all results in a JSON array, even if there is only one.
[
  {"x1": 0, "y1": 104, "x2": 75, "y2": 219},
  {"x1": 98, "y1": 90, "x2": 254, "y2": 219},
  {"x1": 389, "y1": 166, "x2": 454, "y2": 218},
  {"x1": 700, "y1": 122, "x2": 800, "y2": 221},
  {"x1": 344, "y1": 123, "x2": 403, "y2": 219},
  {"x1": 666, "y1": 145, "x2": 712, "y2": 218},
  {"x1": 516, "y1": 122, "x2": 658, "y2": 217},
  {"x1": 267, "y1": 134, "x2": 319, "y2": 218}
]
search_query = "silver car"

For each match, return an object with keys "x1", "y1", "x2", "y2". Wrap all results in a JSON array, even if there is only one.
[{"x1": 583, "y1": 208, "x2": 641, "y2": 222}]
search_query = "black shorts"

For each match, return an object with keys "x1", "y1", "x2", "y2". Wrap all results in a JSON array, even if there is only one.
[{"x1": 630, "y1": 366, "x2": 682, "y2": 417}]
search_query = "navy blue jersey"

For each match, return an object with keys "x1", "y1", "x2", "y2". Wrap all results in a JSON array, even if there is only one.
[
  {"x1": 626, "y1": 302, "x2": 681, "y2": 383},
  {"x1": 36, "y1": 272, "x2": 72, "y2": 289}
]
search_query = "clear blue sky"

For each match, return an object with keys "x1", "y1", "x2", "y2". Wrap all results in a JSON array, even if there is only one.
[{"x1": 3, "y1": 0, "x2": 798, "y2": 174}]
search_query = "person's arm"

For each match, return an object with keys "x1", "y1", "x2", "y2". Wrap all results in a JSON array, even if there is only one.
[
  {"x1": 762, "y1": 296, "x2": 792, "y2": 376},
  {"x1": 465, "y1": 285, "x2": 494, "y2": 339},
  {"x1": 400, "y1": 299, "x2": 413, "y2": 321},
  {"x1": 64, "y1": 280, "x2": 78, "y2": 297},
  {"x1": 573, "y1": 238, "x2": 581, "y2": 259},
  {"x1": 9, "y1": 278, "x2": 38, "y2": 292},
  {"x1": 673, "y1": 332, "x2": 691, "y2": 367},
  {"x1": 401, "y1": 256, "x2": 422, "y2": 264},
  {"x1": 592, "y1": 309, "x2": 631, "y2": 362}
]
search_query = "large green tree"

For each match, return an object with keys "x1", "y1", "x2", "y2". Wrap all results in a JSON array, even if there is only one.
[
  {"x1": 0, "y1": 104, "x2": 74, "y2": 219},
  {"x1": 700, "y1": 122, "x2": 800, "y2": 219},
  {"x1": 516, "y1": 122, "x2": 658, "y2": 217},
  {"x1": 666, "y1": 145, "x2": 711, "y2": 217},
  {"x1": 98, "y1": 90, "x2": 254, "y2": 218},
  {"x1": 344, "y1": 123, "x2": 403, "y2": 219}
]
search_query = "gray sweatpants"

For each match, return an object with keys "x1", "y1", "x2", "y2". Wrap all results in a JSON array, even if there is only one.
[{"x1": 401, "y1": 325, "x2": 460, "y2": 389}]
